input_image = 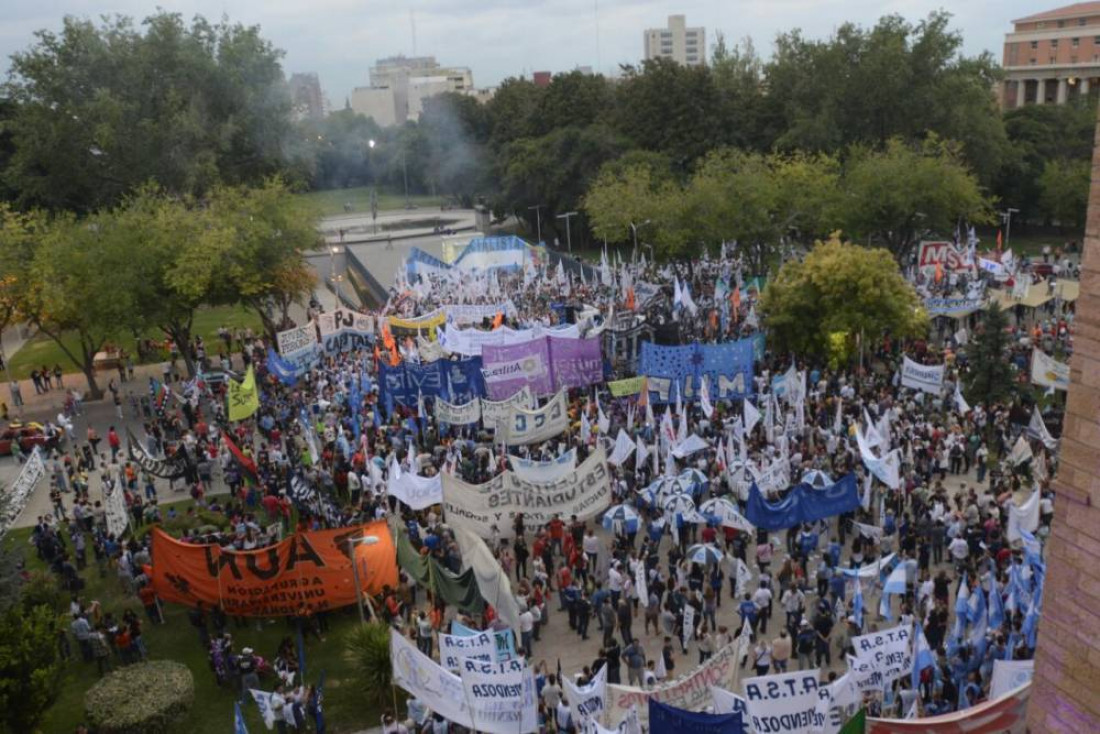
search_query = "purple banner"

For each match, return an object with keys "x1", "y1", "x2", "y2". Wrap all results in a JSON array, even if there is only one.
[
  {"x1": 481, "y1": 337, "x2": 555, "y2": 399},
  {"x1": 550, "y1": 336, "x2": 603, "y2": 391}
]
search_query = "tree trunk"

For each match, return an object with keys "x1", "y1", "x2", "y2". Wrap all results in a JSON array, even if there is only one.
[
  {"x1": 164, "y1": 322, "x2": 196, "y2": 378},
  {"x1": 81, "y1": 362, "x2": 103, "y2": 400}
]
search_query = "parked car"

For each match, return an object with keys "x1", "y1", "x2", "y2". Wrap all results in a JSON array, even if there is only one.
[{"x1": 0, "y1": 422, "x2": 61, "y2": 456}]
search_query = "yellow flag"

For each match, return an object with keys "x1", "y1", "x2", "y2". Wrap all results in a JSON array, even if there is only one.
[{"x1": 228, "y1": 366, "x2": 259, "y2": 421}]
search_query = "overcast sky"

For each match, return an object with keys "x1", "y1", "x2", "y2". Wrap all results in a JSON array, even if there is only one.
[{"x1": 3, "y1": 1, "x2": 1040, "y2": 107}]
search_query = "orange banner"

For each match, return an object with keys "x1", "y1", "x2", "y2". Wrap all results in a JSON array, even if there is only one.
[{"x1": 150, "y1": 520, "x2": 398, "y2": 616}]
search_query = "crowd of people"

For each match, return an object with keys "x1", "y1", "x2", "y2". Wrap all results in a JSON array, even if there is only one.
[{"x1": 10, "y1": 240, "x2": 1070, "y2": 733}]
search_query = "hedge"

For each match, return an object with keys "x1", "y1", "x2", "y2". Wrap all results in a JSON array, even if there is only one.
[{"x1": 84, "y1": 660, "x2": 194, "y2": 733}]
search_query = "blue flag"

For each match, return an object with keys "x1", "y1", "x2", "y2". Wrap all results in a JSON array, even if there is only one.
[{"x1": 234, "y1": 701, "x2": 249, "y2": 734}]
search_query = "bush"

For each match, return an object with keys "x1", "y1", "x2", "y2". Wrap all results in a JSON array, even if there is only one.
[
  {"x1": 84, "y1": 660, "x2": 194, "y2": 734},
  {"x1": 0, "y1": 604, "x2": 63, "y2": 732},
  {"x1": 20, "y1": 570, "x2": 66, "y2": 614},
  {"x1": 344, "y1": 622, "x2": 392, "y2": 705}
]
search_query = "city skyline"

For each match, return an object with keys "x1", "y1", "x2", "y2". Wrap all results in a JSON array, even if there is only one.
[{"x1": 1, "y1": 0, "x2": 1055, "y2": 107}]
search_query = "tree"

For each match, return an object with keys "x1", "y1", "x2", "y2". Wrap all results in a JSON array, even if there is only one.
[
  {"x1": 710, "y1": 34, "x2": 767, "y2": 150},
  {"x1": 203, "y1": 180, "x2": 318, "y2": 342},
  {"x1": 1038, "y1": 158, "x2": 1090, "y2": 232},
  {"x1": 840, "y1": 136, "x2": 993, "y2": 260},
  {"x1": 495, "y1": 125, "x2": 625, "y2": 247},
  {"x1": 759, "y1": 234, "x2": 927, "y2": 357},
  {"x1": 0, "y1": 603, "x2": 63, "y2": 732},
  {"x1": 763, "y1": 12, "x2": 1008, "y2": 180},
  {"x1": 3, "y1": 12, "x2": 291, "y2": 211},
  {"x1": 610, "y1": 59, "x2": 725, "y2": 171},
  {"x1": 965, "y1": 303, "x2": 1015, "y2": 413},
  {"x1": 582, "y1": 157, "x2": 677, "y2": 246},
  {"x1": 345, "y1": 622, "x2": 393, "y2": 706},
  {"x1": 997, "y1": 102, "x2": 1096, "y2": 227}
]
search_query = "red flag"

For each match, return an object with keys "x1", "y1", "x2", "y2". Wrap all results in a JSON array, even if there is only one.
[
  {"x1": 996, "y1": 229, "x2": 1003, "y2": 251},
  {"x1": 221, "y1": 430, "x2": 258, "y2": 482}
]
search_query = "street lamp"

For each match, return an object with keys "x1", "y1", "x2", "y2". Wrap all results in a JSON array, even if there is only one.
[
  {"x1": 1002, "y1": 208, "x2": 1020, "y2": 251},
  {"x1": 557, "y1": 211, "x2": 579, "y2": 254},
  {"x1": 347, "y1": 534, "x2": 380, "y2": 623},
  {"x1": 528, "y1": 205, "x2": 545, "y2": 244},
  {"x1": 630, "y1": 219, "x2": 651, "y2": 260}
]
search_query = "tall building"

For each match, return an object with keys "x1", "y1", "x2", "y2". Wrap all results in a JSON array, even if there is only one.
[
  {"x1": 350, "y1": 55, "x2": 475, "y2": 126},
  {"x1": 1002, "y1": 2, "x2": 1100, "y2": 109},
  {"x1": 288, "y1": 72, "x2": 325, "y2": 121},
  {"x1": 643, "y1": 15, "x2": 706, "y2": 67}
]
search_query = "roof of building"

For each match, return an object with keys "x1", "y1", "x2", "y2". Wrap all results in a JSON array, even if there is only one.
[{"x1": 1013, "y1": 2, "x2": 1100, "y2": 24}]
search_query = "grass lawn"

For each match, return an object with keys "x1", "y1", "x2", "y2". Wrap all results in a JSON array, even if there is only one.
[
  {"x1": 6, "y1": 500, "x2": 392, "y2": 733},
  {"x1": 5, "y1": 305, "x2": 264, "y2": 381},
  {"x1": 972, "y1": 227, "x2": 1082, "y2": 258},
  {"x1": 296, "y1": 187, "x2": 448, "y2": 218}
]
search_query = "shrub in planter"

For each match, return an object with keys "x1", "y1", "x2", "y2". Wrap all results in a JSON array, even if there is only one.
[
  {"x1": 344, "y1": 622, "x2": 392, "y2": 705},
  {"x1": 84, "y1": 660, "x2": 194, "y2": 734}
]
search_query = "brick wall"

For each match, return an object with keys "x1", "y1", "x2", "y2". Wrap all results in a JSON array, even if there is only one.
[{"x1": 1027, "y1": 99, "x2": 1100, "y2": 732}]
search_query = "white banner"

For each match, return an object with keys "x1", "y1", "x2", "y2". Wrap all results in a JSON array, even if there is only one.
[
  {"x1": 440, "y1": 323, "x2": 581, "y2": 357},
  {"x1": 436, "y1": 398, "x2": 482, "y2": 425},
  {"x1": 606, "y1": 642, "x2": 740, "y2": 727},
  {"x1": 1030, "y1": 349, "x2": 1070, "y2": 391},
  {"x1": 387, "y1": 463, "x2": 443, "y2": 510},
  {"x1": 900, "y1": 357, "x2": 944, "y2": 394},
  {"x1": 391, "y1": 630, "x2": 473, "y2": 728},
  {"x1": 455, "y1": 526, "x2": 523, "y2": 634},
  {"x1": 317, "y1": 308, "x2": 375, "y2": 353},
  {"x1": 439, "y1": 629, "x2": 497, "y2": 671},
  {"x1": 460, "y1": 658, "x2": 538, "y2": 734},
  {"x1": 990, "y1": 659, "x2": 1034, "y2": 699},
  {"x1": 502, "y1": 390, "x2": 569, "y2": 446},
  {"x1": 743, "y1": 669, "x2": 825, "y2": 734},
  {"x1": 276, "y1": 324, "x2": 318, "y2": 355},
  {"x1": 481, "y1": 387, "x2": 534, "y2": 430},
  {"x1": 105, "y1": 484, "x2": 130, "y2": 538},
  {"x1": 851, "y1": 624, "x2": 912, "y2": 687},
  {"x1": 443, "y1": 301, "x2": 519, "y2": 326},
  {"x1": 508, "y1": 448, "x2": 577, "y2": 483},
  {"x1": 564, "y1": 665, "x2": 607, "y2": 724},
  {"x1": 443, "y1": 447, "x2": 611, "y2": 539},
  {"x1": 1, "y1": 446, "x2": 45, "y2": 535}
]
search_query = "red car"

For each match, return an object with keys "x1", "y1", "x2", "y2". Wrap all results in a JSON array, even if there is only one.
[{"x1": 0, "y1": 422, "x2": 60, "y2": 456}]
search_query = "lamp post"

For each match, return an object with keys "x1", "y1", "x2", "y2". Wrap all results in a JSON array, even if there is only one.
[
  {"x1": 368, "y1": 139, "x2": 378, "y2": 233},
  {"x1": 1002, "y1": 208, "x2": 1020, "y2": 251},
  {"x1": 528, "y1": 205, "x2": 545, "y2": 244},
  {"x1": 630, "y1": 219, "x2": 651, "y2": 261},
  {"x1": 347, "y1": 534, "x2": 380, "y2": 623},
  {"x1": 557, "y1": 211, "x2": 578, "y2": 254}
]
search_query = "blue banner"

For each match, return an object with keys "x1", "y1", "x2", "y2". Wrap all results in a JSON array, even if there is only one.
[
  {"x1": 379, "y1": 357, "x2": 485, "y2": 407},
  {"x1": 266, "y1": 348, "x2": 300, "y2": 386},
  {"x1": 649, "y1": 700, "x2": 743, "y2": 734},
  {"x1": 639, "y1": 339, "x2": 755, "y2": 403},
  {"x1": 746, "y1": 474, "x2": 860, "y2": 531},
  {"x1": 451, "y1": 620, "x2": 517, "y2": 661}
]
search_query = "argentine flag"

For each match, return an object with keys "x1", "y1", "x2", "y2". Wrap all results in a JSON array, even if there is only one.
[
  {"x1": 911, "y1": 623, "x2": 935, "y2": 692},
  {"x1": 852, "y1": 576, "x2": 864, "y2": 631},
  {"x1": 879, "y1": 563, "x2": 908, "y2": 621},
  {"x1": 988, "y1": 574, "x2": 1006, "y2": 630}
]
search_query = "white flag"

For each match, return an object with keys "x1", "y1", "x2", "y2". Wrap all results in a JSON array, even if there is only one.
[
  {"x1": 743, "y1": 399, "x2": 761, "y2": 435},
  {"x1": 955, "y1": 383, "x2": 971, "y2": 414},
  {"x1": 699, "y1": 375, "x2": 714, "y2": 419},
  {"x1": 596, "y1": 394, "x2": 610, "y2": 434}
]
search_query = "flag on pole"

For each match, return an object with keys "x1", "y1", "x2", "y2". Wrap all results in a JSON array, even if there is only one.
[
  {"x1": 235, "y1": 701, "x2": 250, "y2": 734},
  {"x1": 911, "y1": 623, "x2": 934, "y2": 692},
  {"x1": 880, "y1": 564, "x2": 907, "y2": 621}
]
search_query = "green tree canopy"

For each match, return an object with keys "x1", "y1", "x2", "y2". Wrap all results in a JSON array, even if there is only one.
[
  {"x1": 840, "y1": 136, "x2": 993, "y2": 260},
  {"x1": 1038, "y1": 158, "x2": 1090, "y2": 233},
  {"x1": 759, "y1": 234, "x2": 927, "y2": 356},
  {"x1": 965, "y1": 303, "x2": 1016, "y2": 412},
  {"x1": 3, "y1": 12, "x2": 290, "y2": 211}
]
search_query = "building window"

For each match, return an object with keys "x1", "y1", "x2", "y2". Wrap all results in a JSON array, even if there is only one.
[
  {"x1": 1031, "y1": 40, "x2": 1038, "y2": 49},
  {"x1": 1031, "y1": 58, "x2": 1038, "y2": 65},
  {"x1": 1072, "y1": 55, "x2": 1079, "y2": 63},
  {"x1": 1037, "y1": 22, "x2": 1046, "y2": 29},
  {"x1": 1080, "y1": 17, "x2": 1088, "y2": 26},
  {"x1": 1051, "y1": 38, "x2": 1059, "y2": 47},
  {"x1": 1073, "y1": 37, "x2": 1080, "y2": 47},
  {"x1": 1058, "y1": 20, "x2": 1066, "y2": 28},
  {"x1": 1050, "y1": 56, "x2": 1057, "y2": 63}
]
